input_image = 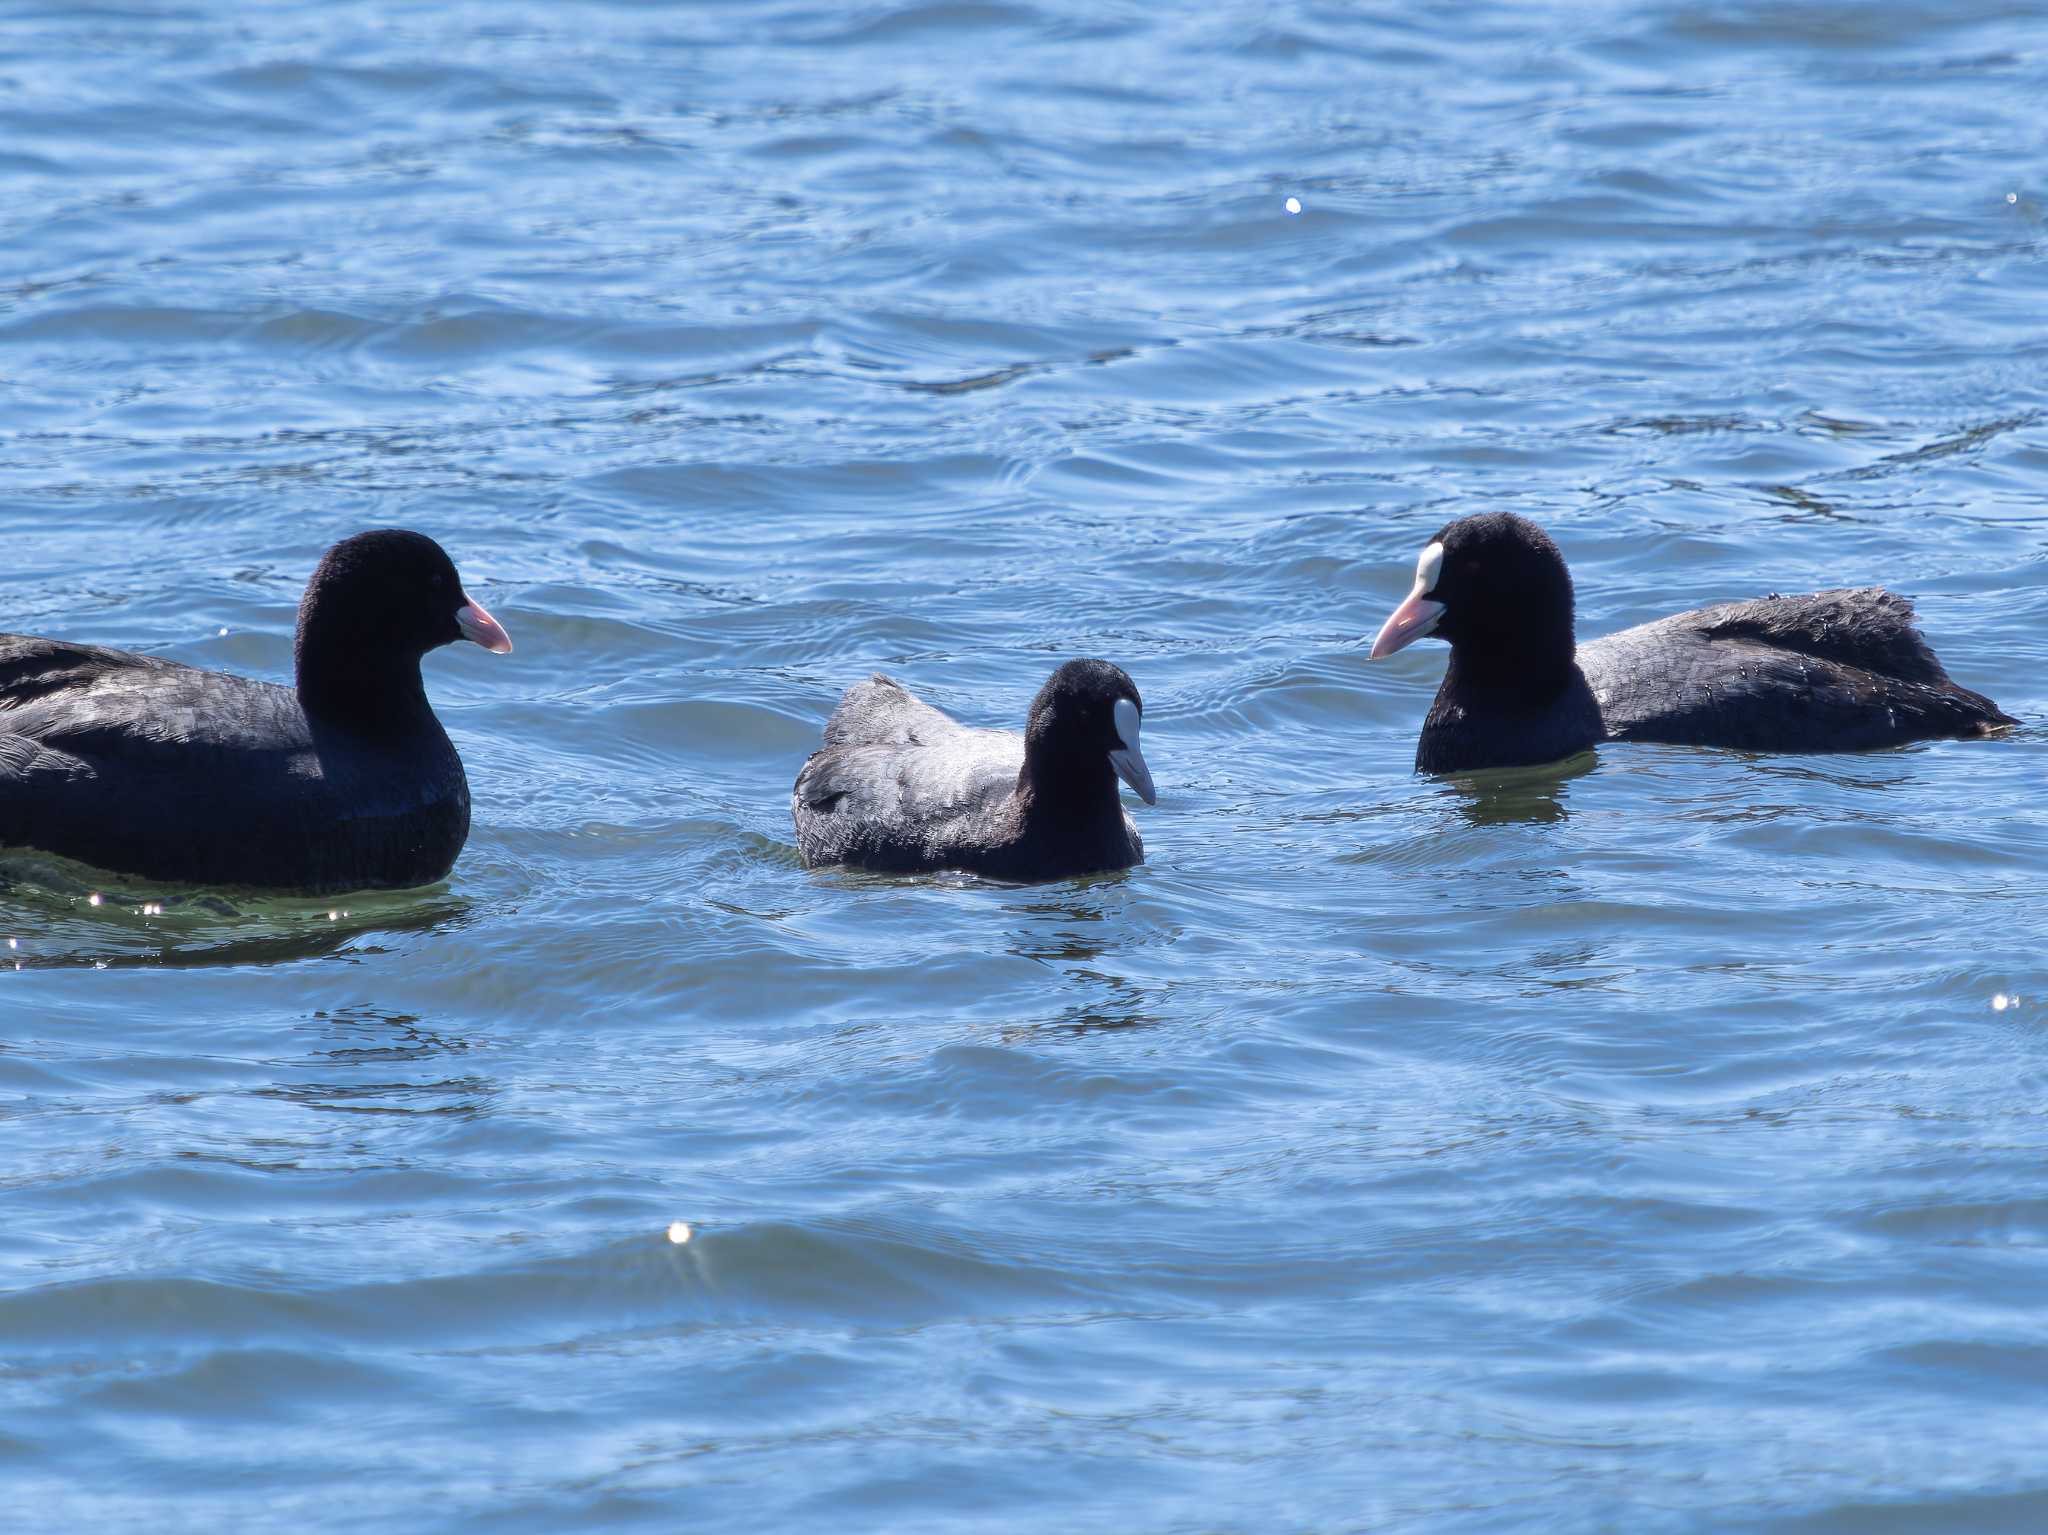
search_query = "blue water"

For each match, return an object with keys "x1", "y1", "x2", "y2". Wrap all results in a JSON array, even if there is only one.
[{"x1": 4, "y1": 1, "x2": 2048, "y2": 1529}]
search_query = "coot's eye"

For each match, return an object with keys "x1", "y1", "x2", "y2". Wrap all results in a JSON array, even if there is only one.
[{"x1": 430, "y1": 572, "x2": 446, "y2": 590}]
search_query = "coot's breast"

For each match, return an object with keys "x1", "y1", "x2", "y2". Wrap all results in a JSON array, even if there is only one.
[{"x1": 1415, "y1": 671, "x2": 1603, "y2": 773}]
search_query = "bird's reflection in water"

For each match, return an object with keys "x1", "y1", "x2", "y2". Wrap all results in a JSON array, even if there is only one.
[
  {"x1": 1002, "y1": 877, "x2": 1121, "y2": 963},
  {"x1": 1001, "y1": 872, "x2": 1165, "y2": 1039},
  {"x1": 259, "y1": 1005, "x2": 495, "y2": 1124},
  {"x1": 1440, "y1": 751, "x2": 1594, "y2": 827},
  {"x1": 301, "y1": 1004, "x2": 475, "y2": 1068},
  {"x1": 1017, "y1": 969, "x2": 1162, "y2": 1041},
  {"x1": 0, "y1": 848, "x2": 470, "y2": 969},
  {"x1": 167, "y1": 1006, "x2": 494, "y2": 1178}
]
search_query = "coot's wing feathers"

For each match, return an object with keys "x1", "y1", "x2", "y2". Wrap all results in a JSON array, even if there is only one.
[
  {"x1": 0, "y1": 731, "x2": 90, "y2": 784},
  {"x1": 0, "y1": 635, "x2": 310, "y2": 757},
  {"x1": 1694, "y1": 588, "x2": 1948, "y2": 685},
  {"x1": 817, "y1": 673, "x2": 971, "y2": 750},
  {"x1": 0, "y1": 639, "x2": 120, "y2": 783},
  {"x1": 1584, "y1": 589, "x2": 2014, "y2": 752},
  {"x1": 793, "y1": 677, "x2": 1024, "y2": 869},
  {"x1": 800, "y1": 674, "x2": 1017, "y2": 814},
  {"x1": 0, "y1": 634, "x2": 332, "y2": 886},
  {"x1": 2, "y1": 635, "x2": 178, "y2": 705},
  {"x1": 795, "y1": 734, "x2": 1021, "y2": 815}
]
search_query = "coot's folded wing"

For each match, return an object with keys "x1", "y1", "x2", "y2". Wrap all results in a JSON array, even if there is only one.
[
  {"x1": 2, "y1": 635, "x2": 177, "y2": 707},
  {"x1": 1696, "y1": 589, "x2": 1953, "y2": 685},
  {"x1": 0, "y1": 635, "x2": 310, "y2": 758},
  {"x1": 816, "y1": 673, "x2": 975, "y2": 750},
  {"x1": 0, "y1": 634, "x2": 330, "y2": 882},
  {"x1": 1584, "y1": 590, "x2": 2014, "y2": 752},
  {"x1": 793, "y1": 679, "x2": 1023, "y2": 870}
]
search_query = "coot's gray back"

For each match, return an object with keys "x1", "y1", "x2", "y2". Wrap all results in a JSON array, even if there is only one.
[{"x1": 793, "y1": 675, "x2": 1034, "y2": 871}]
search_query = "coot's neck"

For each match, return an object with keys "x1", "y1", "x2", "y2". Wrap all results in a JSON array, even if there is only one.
[
  {"x1": 1016, "y1": 751, "x2": 1122, "y2": 830},
  {"x1": 295, "y1": 626, "x2": 436, "y2": 740},
  {"x1": 1444, "y1": 615, "x2": 1578, "y2": 702}
]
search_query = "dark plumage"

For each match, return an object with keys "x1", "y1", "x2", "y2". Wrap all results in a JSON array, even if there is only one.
[
  {"x1": 792, "y1": 658, "x2": 1156, "y2": 880},
  {"x1": 0, "y1": 529, "x2": 512, "y2": 892},
  {"x1": 1370, "y1": 511, "x2": 2014, "y2": 773}
]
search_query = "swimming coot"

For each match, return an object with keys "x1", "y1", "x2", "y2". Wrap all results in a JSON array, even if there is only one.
[
  {"x1": 1369, "y1": 511, "x2": 2014, "y2": 773},
  {"x1": 792, "y1": 658, "x2": 1156, "y2": 880},
  {"x1": 0, "y1": 529, "x2": 512, "y2": 892}
]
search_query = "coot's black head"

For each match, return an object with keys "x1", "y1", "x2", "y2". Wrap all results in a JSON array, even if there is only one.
[
  {"x1": 1022, "y1": 658, "x2": 1157, "y2": 806},
  {"x1": 1368, "y1": 512, "x2": 1576, "y2": 685},
  {"x1": 295, "y1": 529, "x2": 512, "y2": 724}
]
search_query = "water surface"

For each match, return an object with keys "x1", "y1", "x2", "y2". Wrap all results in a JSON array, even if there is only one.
[{"x1": 4, "y1": 1, "x2": 2048, "y2": 1530}]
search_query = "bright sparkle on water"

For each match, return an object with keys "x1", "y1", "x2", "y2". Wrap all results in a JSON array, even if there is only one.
[
  {"x1": 1285, "y1": 195, "x2": 1301, "y2": 214},
  {"x1": 667, "y1": 1221, "x2": 692, "y2": 1245}
]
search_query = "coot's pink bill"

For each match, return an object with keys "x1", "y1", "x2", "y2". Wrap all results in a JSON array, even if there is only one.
[
  {"x1": 1368, "y1": 589, "x2": 1444, "y2": 659},
  {"x1": 456, "y1": 598, "x2": 513, "y2": 654}
]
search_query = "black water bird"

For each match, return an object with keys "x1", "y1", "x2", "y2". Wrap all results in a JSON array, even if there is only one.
[
  {"x1": 0, "y1": 529, "x2": 512, "y2": 892},
  {"x1": 792, "y1": 659, "x2": 1156, "y2": 880},
  {"x1": 1370, "y1": 511, "x2": 2014, "y2": 773}
]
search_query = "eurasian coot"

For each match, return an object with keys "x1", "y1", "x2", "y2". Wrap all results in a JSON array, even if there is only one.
[
  {"x1": 1370, "y1": 511, "x2": 2014, "y2": 773},
  {"x1": 0, "y1": 529, "x2": 512, "y2": 891},
  {"x1": 792, "y1": 658, "x2": 1156, "y2": 880}
]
